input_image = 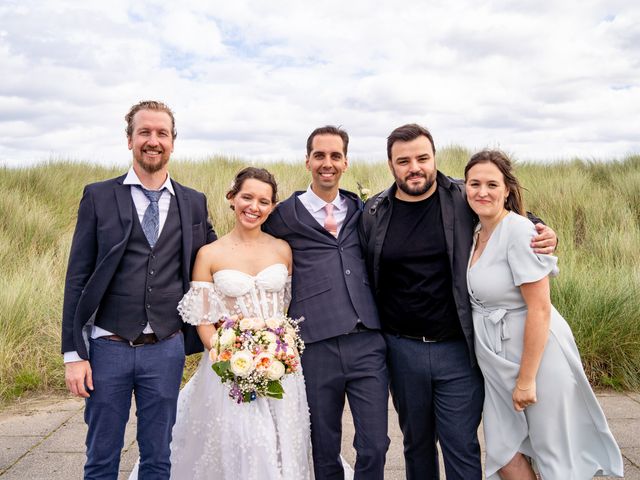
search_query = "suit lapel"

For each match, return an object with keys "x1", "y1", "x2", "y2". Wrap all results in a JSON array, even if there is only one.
[
  {"x1": 173, "y1": 180, "x2": 193, "y2": 283},
  {"x1": 115, "y1": 177, "x2": 134, "y2": 240},
  {"x1": 276, "y1": 193, "x2": 334, "y2": 243},
  {"x1": 341, "y1": 195, "x2": 359, "y2": 234},
  {"x1": 91, "y1": 177, "x2": 134, "y2": 276},
  {"x1": 294, "y1": 195, "x2": 335, "y2": 239}
]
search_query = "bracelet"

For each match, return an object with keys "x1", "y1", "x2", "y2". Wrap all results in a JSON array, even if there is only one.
[{"x1": 516, "y1": 380, "x2": 534, "y2": 391}]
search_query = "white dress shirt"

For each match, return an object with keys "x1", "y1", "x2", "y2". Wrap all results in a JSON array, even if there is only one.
[
  {"x1": 298, "y1": 185, "x2": 347, "y2": 236},
  {"x1": 64, "y1": 168, "x2": 175, "y2": 363}
]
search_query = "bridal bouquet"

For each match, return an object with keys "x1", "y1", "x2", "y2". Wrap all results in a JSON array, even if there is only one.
[{"x1": 209, "y1": 314, "x2": 305, "y2": 404}]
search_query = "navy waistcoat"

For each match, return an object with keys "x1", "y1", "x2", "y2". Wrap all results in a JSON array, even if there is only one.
[{"x1": 95, "y1": 195, "x2": 184, "y2": 341}]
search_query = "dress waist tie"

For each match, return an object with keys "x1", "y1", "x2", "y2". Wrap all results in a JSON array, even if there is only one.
[{"x1": 472, "y1": 305, "x2": 527, "y2": 354}]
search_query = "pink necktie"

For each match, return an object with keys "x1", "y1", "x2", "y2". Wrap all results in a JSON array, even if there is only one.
[{"x1": 324, "y1": 203, "x2": 338, "y2": 237}]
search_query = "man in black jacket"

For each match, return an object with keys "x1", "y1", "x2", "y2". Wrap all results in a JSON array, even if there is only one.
[{"x1": 359, "y1": 123, "x2": 556, "y2": 480}]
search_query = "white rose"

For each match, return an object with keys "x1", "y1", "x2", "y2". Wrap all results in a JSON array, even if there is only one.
[
  {"x1": 239, "y1": 318, "x2": 254, "y2": 331},
  {"x1": 219, "y1": 328, "x2": 236, "y2": 347},
  {"x1": 266, "y1": 360, "x2": 285, "y2": 380},
  {"x1": 254, "y1": 352, "x2": 274, "y2": 370},
  {"x1": 260, "y1": 331, "x2": 278, "y2": 345},
  {"x1": 230, "y1": 351, "x2": 255, "y2": 377},
  {"x1": 252, "y1": 317, "x2": 266, "y2": 330},
  {"x1": 266, "y1": 341, "x2": 278, "y2": 354},
  {"x1": 265, "y1": 317, "x2": 283, "y2": 329},
  {"x1": 210, "y1": 331, "x2": 219, "y2": 348}
]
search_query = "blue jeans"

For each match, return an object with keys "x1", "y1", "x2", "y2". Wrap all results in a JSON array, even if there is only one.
[
  {"x1": 84, "y1": 334, "x2": 185, "y2": 480},
  {"x1": 384, "y1": 334, "x2": 484, "y2": 480}
]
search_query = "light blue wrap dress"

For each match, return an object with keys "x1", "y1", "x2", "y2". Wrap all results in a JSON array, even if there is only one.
[{"x1": 467, "y1": 211, "x2": 623, "y2": 480}]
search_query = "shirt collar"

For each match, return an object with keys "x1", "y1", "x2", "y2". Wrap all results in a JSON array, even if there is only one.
[
  {"x1": 304, "y1": 185, "x2": 342, "y2": 213},
  {"x1": 123, "y1": 167, "x2": 175, "y2": 195}
]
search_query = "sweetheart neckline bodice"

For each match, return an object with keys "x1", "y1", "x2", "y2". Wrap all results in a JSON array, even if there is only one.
[{"x1": 212, "y1": 262, "x2": 288, "y2": 280}]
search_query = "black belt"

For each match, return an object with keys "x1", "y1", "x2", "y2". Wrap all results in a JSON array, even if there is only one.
[
  {"x1": 395, "y1": 333, "x2": 441, "y2": 343},
  {"x1": 103, "y1": 330, "x2": 179, "y2": 347}
]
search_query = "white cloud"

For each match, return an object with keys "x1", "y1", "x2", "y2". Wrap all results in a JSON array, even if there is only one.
[{"x1": 0, "y1": 0, "x2": 638, "y2": 167}]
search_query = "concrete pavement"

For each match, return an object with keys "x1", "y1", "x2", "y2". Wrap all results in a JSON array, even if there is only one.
[{"x1": 1, "y1": 391, "x2": 638, "y2": 479}]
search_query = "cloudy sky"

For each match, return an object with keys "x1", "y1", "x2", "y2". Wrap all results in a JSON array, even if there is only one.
[{"x1": 1, "y1": 0, "x2": 638, "y2": 167}]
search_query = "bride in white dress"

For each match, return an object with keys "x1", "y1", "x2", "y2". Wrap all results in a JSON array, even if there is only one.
[{"x1": 130, "y1": 167, "x2": 314, "y2": 479}]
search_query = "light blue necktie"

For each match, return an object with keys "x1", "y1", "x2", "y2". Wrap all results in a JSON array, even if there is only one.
[{"x1": 139, "y1": 187, "x2": 165, "y2": 248}]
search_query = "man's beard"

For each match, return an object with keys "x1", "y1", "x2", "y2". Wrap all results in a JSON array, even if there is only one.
[
  {"x1": 135, "y1": 152, "x2": 170, "y2": 174},
  {"x1": 396, "y1": 172, "x2": 435, "y2": 197}
]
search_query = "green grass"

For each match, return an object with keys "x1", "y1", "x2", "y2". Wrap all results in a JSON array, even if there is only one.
[{"x1": 1, "y1": 151, "x2": 639, "y2": 404}]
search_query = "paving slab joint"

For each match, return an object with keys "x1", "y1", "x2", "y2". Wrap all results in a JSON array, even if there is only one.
[
  {"x1": 0, "y1": 407, "x2": 82, "y2": 476},
  {"x1": 625, "y1": 392, "x2": 640, "y2": 406},
  {"x1": 624, "y1": 452, "x2": 640, "y2": 470}
]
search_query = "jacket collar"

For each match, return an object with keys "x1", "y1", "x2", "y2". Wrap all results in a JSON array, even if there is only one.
[
  {"x1": 122, "y1": 167, "x2": 176, "y2": 195},
  {"x1": 277, "y1": 188, "x2": 361, "y2": 241},
  {"x1": 373, "y1": 170, "x2": 455, "y2": 207}
]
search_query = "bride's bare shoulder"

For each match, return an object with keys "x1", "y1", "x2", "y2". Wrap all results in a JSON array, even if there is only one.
[
  {"x1": 261, "y1": 233, "x2": 289, "y2": 252},
  {"x1": 196, "y1": 236, "x2": 233, "y2": 259},
  {"x1": 262, "y1": 233, "x2": 292, "y2": 270},
  {"x1": 193, "y1": 237, "x2": 239, "y2": 278}
]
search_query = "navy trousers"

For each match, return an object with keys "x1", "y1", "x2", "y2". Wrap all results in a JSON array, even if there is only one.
[
  {"x1": 384, "y1": 334, "x2": 484, "y2": 480},
  {"x1": 302, "y1": 330, "x2": 390, "y2": 480},
  {"x1": 84, "y1": 334, "x2": 185, "y2": 480}
]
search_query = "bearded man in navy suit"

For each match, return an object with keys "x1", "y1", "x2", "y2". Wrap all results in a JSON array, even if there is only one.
[
  {"x1": 61, "y1": 100, "x2": 216, "y2": 479},
  {"x1": 264, "y1": 126, "x2": 390, "y2": 480}
]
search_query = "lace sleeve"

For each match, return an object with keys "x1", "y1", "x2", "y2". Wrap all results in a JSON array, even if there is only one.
[{"x1": 177, "y1": 281, "x2": 224, "y2": 326}]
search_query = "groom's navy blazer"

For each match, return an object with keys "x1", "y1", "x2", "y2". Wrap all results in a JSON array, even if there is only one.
[
  {"x1": 265, "y1": 189, "x2": 389, "y2": 479},
  {"x1": 61, "y1": 174, "x2": 216, "y2": 359},
  {"x1": 264, "y1": 189, "x2": 380, "y2": 343}
]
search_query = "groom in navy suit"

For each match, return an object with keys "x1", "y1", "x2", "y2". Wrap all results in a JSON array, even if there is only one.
[
  {"x1": 61, "y1": 100, "x2": 216, "y2": 479},
  {"x1": 264, "y1": 126, "x2": 389, "y2": 480}
]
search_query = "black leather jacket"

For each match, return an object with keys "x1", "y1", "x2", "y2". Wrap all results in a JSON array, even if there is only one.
[{"x1": 359, "y1": 171, "x2": 479, "y2": 366}]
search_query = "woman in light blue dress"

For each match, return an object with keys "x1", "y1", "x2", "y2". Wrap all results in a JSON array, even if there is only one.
[{"x1": 464, "y1": 150, "x2": 623, "y2": 480}]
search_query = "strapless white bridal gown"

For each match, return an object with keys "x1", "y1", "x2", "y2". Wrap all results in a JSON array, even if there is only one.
[{"x1": 129, "y1": 263, "x2": 314, "y2": 479}]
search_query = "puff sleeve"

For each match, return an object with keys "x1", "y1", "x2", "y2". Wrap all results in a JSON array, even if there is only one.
[
  {"x1": 177, "y1": 281, "x2": 225, "y2": 326},
  {"x1": 507, "y1": 216, "x2": 560, "y2": 286}
]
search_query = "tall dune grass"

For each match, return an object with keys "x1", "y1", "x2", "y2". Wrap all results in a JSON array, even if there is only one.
[{"x1": 1, "y1": 151, "x2": 638, "y2": 403}]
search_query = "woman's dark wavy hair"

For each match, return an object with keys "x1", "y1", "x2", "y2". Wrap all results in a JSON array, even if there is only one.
[
  {"x1": 464, "y1": 150, "x2": 525, "y2": 215},
  {"x1": 225, "y1": 167, "x2": 278, "y2": 204}
]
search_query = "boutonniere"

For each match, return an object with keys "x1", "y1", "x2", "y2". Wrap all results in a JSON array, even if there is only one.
[{"x1": 356, "y1": 182, "x2": 371, "y2": 202}]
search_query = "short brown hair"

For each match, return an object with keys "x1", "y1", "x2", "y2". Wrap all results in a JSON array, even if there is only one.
[
  {"x1": 387, "y1": 123, "x2": 436, "y2": 160},
  {"x1": 125, "y1": 100, "x2": 177, "y2": 139},
  {"x1": 306, "y1": 126, "x2": 349, "y2": 156},
  {"x1": 464, "y1": 150, "x2": 525, "y2": 215},
  {"x1": 225, "y1": 167, "x2": 278, "y2": 204}
]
